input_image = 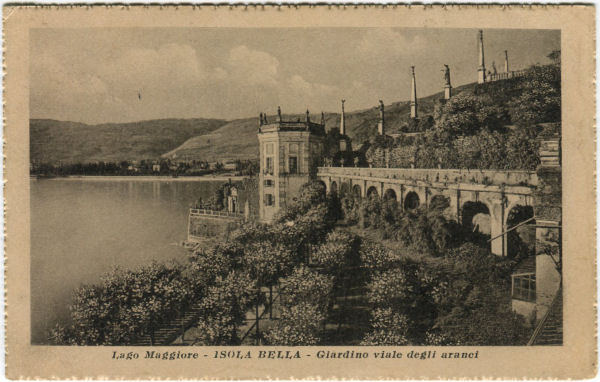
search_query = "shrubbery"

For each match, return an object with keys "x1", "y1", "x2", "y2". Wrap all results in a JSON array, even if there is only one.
[
  {"x1": 359, "y1": 240, "x2": 402, "y2": 270},
  {"x1": 344, "y1": 195, "x2": 462, "y2": 257},
  {"x1": 359, "y1": 241, "x2": 529, "y2": 346}
]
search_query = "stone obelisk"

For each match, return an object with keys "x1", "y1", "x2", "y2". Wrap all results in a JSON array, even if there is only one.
[
  {"x1": 340, "y1": 99, "x2": 346, "y2": 135},
  {"x1": 478, "y1": 30, "x2": 486, "y2": 84},
  {"x1": 377, "y1": 100, "x2": 385, "y2": 135},
  {"x1": 443, "y1": 64, "x2": 452, "y2": 100},
  {"x1": 410, "y1": 66, "x2": 418, "y2": 119}
]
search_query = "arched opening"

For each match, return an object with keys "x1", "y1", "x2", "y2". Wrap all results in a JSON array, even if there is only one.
[
  {"x1": 352, "y1": 184, "x2": 362, "y2": 198},
  {"x1": 429, "y1": 194, "x2": 450, "y2": 212},
  {"x1": 383, "y1": 189, "x2": 397, "y2": 201},
  {"x1": 314, "y1": 180, "x2": 327, "y2": 190},
  {"x1": 340, "y1": 182, "x2": 351, "y2": 197},
  {"x1": 330, "y1": 181, "x2": 338, "y2": 195},
  {"x1": 404, "y1": 191, "x2": 420, "y2": 210},
  {"x1": 506, "y1": 205, "x2": 535, "y2": 259},
  {"x1": 366, "y1": 186, "x2": 379, "y2": 199},
  {"x1": 461, "y1": 201, "x2": 491, "y2": 249}
]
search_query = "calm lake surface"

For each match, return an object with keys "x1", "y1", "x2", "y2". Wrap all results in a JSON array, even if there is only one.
[{"x1": 30, "y1": 178, "x2": 231, "y2": 344}]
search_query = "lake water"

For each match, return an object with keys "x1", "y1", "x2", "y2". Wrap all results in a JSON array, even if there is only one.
[{"x1": 30, "y1": 178, "x2": 233, "y2": 344}]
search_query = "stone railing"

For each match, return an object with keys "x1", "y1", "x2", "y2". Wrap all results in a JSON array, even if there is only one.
[
  {"x1": 317, "y1": 167, "x2": 538, "y2": 187},
  {"x1": 487, "y1": 70, "x2": 527, "y2": 82},
  {"x1": 189, "y1": 208, "x2": 244, "y2": 219}
]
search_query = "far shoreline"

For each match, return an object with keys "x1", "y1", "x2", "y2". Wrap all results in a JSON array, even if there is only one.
[{"x1": 31, "y1": 175, "x2": 251, "y2": 182}]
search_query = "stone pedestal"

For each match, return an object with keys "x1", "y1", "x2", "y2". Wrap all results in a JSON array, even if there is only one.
[{"x1": 444, "y1": 85, "x2": 452, "y2": 100}]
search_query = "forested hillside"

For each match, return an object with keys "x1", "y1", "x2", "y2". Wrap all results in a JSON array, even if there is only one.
[{"x1": 30, "y1": 118, "x2": 226, "y2": 163}]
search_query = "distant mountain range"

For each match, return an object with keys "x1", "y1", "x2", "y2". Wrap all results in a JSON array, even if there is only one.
[{"x1": 30, "y1": 83, "x2": 476, "y2": 164}]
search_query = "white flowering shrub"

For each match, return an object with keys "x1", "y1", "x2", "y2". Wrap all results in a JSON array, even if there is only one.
[
  {"x1": 360, "y1": 308, "x2": 410, "y2": 346},
  {"x1": 263, "y1": 302, "x2": 326, "y2": 346}
]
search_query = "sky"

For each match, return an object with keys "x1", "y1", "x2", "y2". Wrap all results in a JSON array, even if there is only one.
[{"x1": 30, "y1": 28, "x2": 560, "y2": 124}]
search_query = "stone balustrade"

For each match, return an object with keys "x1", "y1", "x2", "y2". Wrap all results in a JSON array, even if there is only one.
[{"x1": 317, "y1": 166, "x2": 537, "y2": 188}]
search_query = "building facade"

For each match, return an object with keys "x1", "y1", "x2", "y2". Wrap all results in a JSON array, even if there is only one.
[{"x1": 258, "y1": 109, "x2": 326, "y2": 222}]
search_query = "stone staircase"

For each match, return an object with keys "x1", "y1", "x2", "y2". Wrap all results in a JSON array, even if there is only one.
[
  {"x1": 322, "y1": 271, "x2": 371, "y2": 345},
  {"x1": 529, "y1": 287, "x2": 563, "y2": 345},
  {"x1": 132, "y1": 303, "x2": 204, "y2": 346}
]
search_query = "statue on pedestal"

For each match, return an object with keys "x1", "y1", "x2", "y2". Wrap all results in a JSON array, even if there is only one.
[{"x1": 443, "y1": 64, "x2": 451, "y2": 86}]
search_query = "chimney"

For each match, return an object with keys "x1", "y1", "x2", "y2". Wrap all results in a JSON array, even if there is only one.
[
  {"x1": 410, "y1": 66, "x2": 418, "y2": 119},
  {"x1": 504, "y1": 50, "x2": 509, "y2": 73},
  {"x1": 320, "y1": 111, "x2": 325, "y2": 126},
  {"x1": 306, "y1": 109, "x2": 310, "y2": 123},
  {"x1": 277, "y1": 106, "x2": 282, "y2": 122},
  {"x1": 340, "y1": 99, "x2": 346, "y2": 136},
  {"x1": 478, "y1": 30, "x2": 486, "y2": 84}
]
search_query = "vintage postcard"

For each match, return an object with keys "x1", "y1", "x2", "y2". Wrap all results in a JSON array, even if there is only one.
[{"x1": 4, "y1": 4, "x2": 596, "y2": 380}]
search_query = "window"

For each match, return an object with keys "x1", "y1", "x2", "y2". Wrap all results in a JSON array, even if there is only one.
[
  {"x1": 289, "y1": 156, "x2": 298, "y2": 174},
  {"x1": 264, "y1": 179, "x2": 273, "y2": 187},
  {"x1": 266, "y1": 143, "x2": 274, "y2": 155},
  {"x1": 264, "y1": 193, "x2": 275, "y2": 206},
  {"x1": 265, "y1": 157, "x2": 274, "y2": 175},
  {"x1": 512, "y1": 273, "x2": 536, "y2": 302}
]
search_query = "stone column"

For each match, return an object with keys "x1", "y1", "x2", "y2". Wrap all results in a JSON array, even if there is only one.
[
  {"x1": 244, "y1": 200, "x2": 250, "y2": 221},
  {"x1": 378, "y1": 100, "x2": 385, "y2": 135},
  {"x1": 490, "y1": 199, "x2": 505, "y2": 256},
  {"x1": 443, "y1": 65, "x2": 452, "y2": 100},
  {"x1": 340, "y1": 99, "x2": 346, "y2": 136},
  {"x1": 410, "y1": 66, "x2": 418, "y2": 118},
  {"x1": 477, "y1": 30, "x2": 486, "y2": 84}
]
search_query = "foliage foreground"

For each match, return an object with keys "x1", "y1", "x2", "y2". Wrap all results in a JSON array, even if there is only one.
[{"x1": 50, "y1": 181, "x2": 530, "y2": 346}]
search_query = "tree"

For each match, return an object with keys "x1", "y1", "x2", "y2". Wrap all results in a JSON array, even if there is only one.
[
  {"x1": 279, "y1": 265, "x2": 333, "y2": 313},
  {"x1": 508, "y1": 64, "x2": 561, "y2": 127},
  {"x1": 194, "y1": 271, "x2": 255, "y2": 345},
  {"x1": 361, "y1": 308, "x2": 411, "y2": 345},
  {"x1": 311, "y1": 231, "x2": 357, "y2": 273},
  {"x1": 547, "y1": 49, "x2": 561, "y2": 65},
  {"x1": 189, "y1": 241, "x2": 242, "y2": 289},
  {"x1": 263, "y1": 302, "x2": 326, "y2": 346},
  {"x1": 505, "y1": 128, "x2": 540, "y2": 170},
  {"x1": 54, "y1": 262, "x2": 196, "y2": 345},
  {"x1": 242, "y1": 241, "x2": 294, "y2": 287},
  {"x1": 276, "y1": 181, "x2": 327, "y2": 222}
]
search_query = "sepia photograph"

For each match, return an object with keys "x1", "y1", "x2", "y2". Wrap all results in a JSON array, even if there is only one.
[
  {"x1": 4, "y1": 5, "x2": 595, "y2": 380},
  {"x1": 30, "y1": 26, "x2": 562, "y2": 347}
]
